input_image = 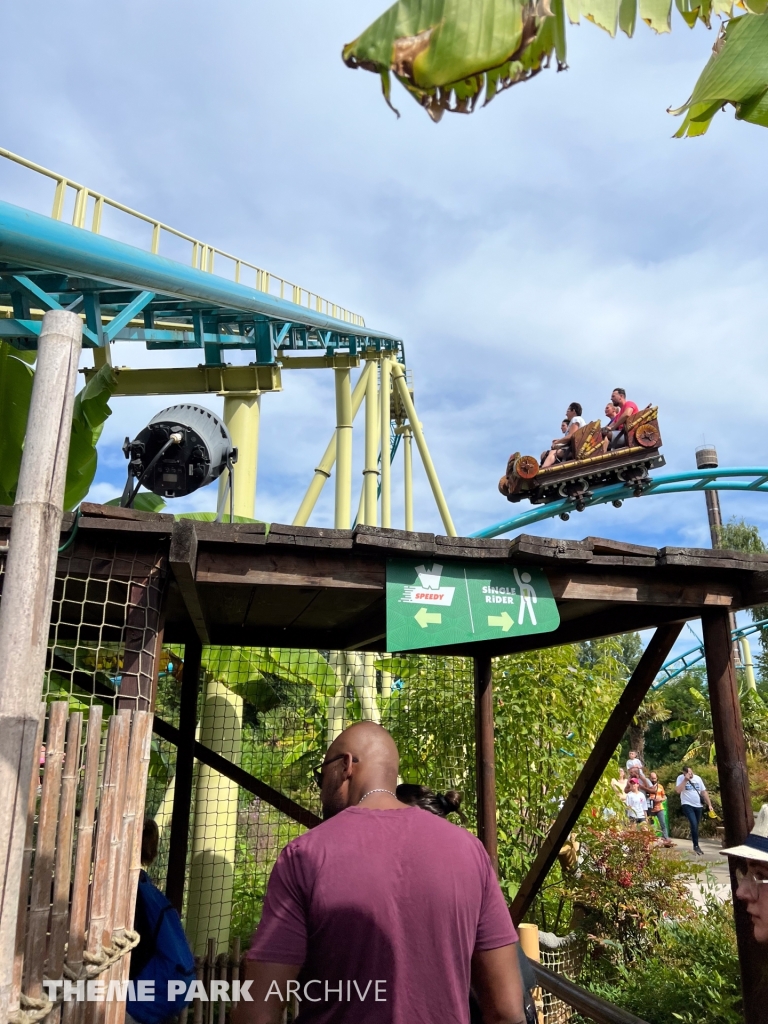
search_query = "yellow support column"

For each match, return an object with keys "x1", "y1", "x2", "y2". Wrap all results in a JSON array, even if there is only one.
[
  {"x1": 391, "y1": 364, "x2": 456, "y2": 537},
  {"x1": 363, "y1": 360, "x2": 379, "y2": 526},
  {"x1": 334, "y1": 368, "x2": 353, "y2": 529},
  {"x1": 220, "y1": 393, "x2": 261, "y2": 519},
  {"x1": 741, "y1": 636, "x2": 758, "y2": 691},
  {"x1": 293, "y1": 364, "x2": 372, "y2": 527},
  {"x1": 380, "y1": 357, "x2": 392, "y2": 529},
  {"x1": 185, "y1": 678, "x2": 243, "y2": 955},
  {"x1": 403, "y1": 426, "x2": 414, "y2": 533}
]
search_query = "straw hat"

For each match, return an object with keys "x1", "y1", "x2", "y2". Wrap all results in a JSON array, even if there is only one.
[{"x1": 723, "y1": 805, "x2": 768, "y2": 863}]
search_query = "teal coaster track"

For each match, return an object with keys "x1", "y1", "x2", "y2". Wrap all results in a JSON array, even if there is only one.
[
  {"x1": 472, "y1": 468, "x2": 768, "y2": 539},
  {"x1": 654, "y1": 618, "x2": 768, "y2": 689}
]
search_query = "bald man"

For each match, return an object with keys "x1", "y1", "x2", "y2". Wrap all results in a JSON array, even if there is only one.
[{"x1": 237, "y1": 722, "x2": 524, "y2": 1024}]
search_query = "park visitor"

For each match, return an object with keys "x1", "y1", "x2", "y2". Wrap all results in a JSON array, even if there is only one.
[
  {"x1": 625, "y1": 750, "x2": 643, "y2": 772},
  {"x1": 645, "y1": 772, "x2": 673, "y2": 846},
  {"x1": 606, "y1": 388, "x2": 639, "y2": 450},
  {"x1": 238, "y1": 722, "x2": 526, "y2": 1024},
  {"x1": 723, "y1": 805, "x2": 768, "y2": 944},
  {"x1": 541, "y1": 403, "x2": 586, "y2": 469},
  {"x1": 675, "y1": 765, "x2": 713, "y2": 856},
  {"x1": 610, "y1": 767, "x2": 628, "y2": 804},
  {"x1": 625, "y1": 779, "x2": 647, "y2": 828}
]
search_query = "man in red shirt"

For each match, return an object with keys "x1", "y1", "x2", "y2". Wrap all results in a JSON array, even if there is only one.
[
  {"x1": 238, "y1": 721, "x2": 524, "y2": 1024},
  {"x1": 607, "y1": 388, "x2": 639, "y2": 449}
]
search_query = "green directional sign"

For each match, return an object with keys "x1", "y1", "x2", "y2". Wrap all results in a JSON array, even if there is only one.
[{"x1": 386, "y1": 559, "x2": 560, "y2": 652}]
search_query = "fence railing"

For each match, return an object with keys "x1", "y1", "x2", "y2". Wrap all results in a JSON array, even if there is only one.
[
  {"x1": 532, "y1": 963, "x2": 650, "y2": 1024},
  {"x1": 0, "y1": 147, "x2": 365, "y2": 326}
]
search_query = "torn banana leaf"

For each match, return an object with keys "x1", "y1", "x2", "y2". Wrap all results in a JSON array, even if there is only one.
[
  {"x1": 671, "y1": 11, "x2": 768, "y2": 136},
  {"x1": 342, "y1": 0, "x2": 567, "y2": 121}
]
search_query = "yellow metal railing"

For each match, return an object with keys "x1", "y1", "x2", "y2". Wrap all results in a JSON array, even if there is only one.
[{"x1": 0, "y1": 147, "x2": 365, "y2": 327}]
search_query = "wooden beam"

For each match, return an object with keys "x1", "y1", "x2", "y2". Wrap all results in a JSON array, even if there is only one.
[
  {"x1": 474, "y1": 655, "x2": 498, "y2": 875},
  {"x1": 164, "y1": 636, "x2": 202, "y2": 914},
  {"x1": 548, "y1": 572, "x2": 739, "y2": 607},
  {"x1": 118, "y1": 553, "x2": 167, "y2": 713},
  {"x1": 169, "y1": 519, "x2": 210, "y2": 644},
  {"x1": 702, "y1": 609, "x2": 765, "y2": 1024},
  {"x1": 195, "y1": 550, "x2": 384, "y2": 591},
  {"x1": 509, "y1": 622, "x2": 683, "y2": 924},
  {"x1": 151, "y1": 715, "x2": 321, "y2": 831}
]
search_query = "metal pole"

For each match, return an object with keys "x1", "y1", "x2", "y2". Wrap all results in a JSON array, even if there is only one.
[
  {"x1": 702, "y1": 608, "x2": 765, "y2": 1023},
  {"x1": 363, "y1": 359, "x2": 379, "y2": 526},
  {"x1": 391, "y1": 364, "x2": 456, "y2": 537},
  {"x1": 403, "y1": 426, "x2": 414, "y2": 533},
  {"x1": 293, "y1": 363, "x2": 371, "y2": 527},
  {"x1": 380, "y1": 357, "x2": 392, "y2": 529},
  {"x1": 474, "y1": 655, "x2": 498, "y2": 875},
  {"x1": 220, "y1": 393, "x2": 260, "y2": 519},
  {"x1": 334, "y1": 367, "x2": 353, "y2": 530},
  {"x1": 165, "y1": 636, "x2": 202, "y2": 913},
  {"x1": 0, "y1": 310, "x2": 82, "y2": 1021}
]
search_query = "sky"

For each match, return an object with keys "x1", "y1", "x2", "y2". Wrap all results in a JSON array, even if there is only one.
[{"x1": 2, "y1": 0, "x2": 766, "y2": 657}]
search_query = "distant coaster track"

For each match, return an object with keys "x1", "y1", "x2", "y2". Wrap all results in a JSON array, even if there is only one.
[
  {"x1": 471, "y1": 468, "x2": 768, "y2": 540},
  {"x1": 654, "y1": 617, "x2": 768, "y2": 689}
]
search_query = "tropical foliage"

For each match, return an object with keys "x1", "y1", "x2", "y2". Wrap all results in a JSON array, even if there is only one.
[
  {"x1": 0, "y1": 341, "x2": 118, "y2": 509},
  {"x1": 342, "y1": 0, "x2": 768, "y2": 134}
]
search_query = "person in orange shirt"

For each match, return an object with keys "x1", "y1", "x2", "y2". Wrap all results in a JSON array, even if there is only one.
[{"x1": 646, "y1": 772, "x2": 673, "y2": 846}]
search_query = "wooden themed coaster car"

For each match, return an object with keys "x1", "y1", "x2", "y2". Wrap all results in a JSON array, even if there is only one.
[{"x1": 498, "y1": 406, "x2": 665, "y2": 511}]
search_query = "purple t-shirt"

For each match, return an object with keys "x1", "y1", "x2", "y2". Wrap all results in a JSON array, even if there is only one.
[{"x1": 247, "y1": 805, "x2": 516, "y2": 1023}]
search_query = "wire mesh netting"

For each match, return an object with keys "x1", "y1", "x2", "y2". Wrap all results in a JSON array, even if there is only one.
[{"x1": 145, "y1": 646, "x2": 477, "y2": 955}]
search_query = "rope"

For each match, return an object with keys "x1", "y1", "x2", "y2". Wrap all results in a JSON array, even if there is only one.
[{"x1": 9, "y1": 929, "x2": 140, "y2": 1024}]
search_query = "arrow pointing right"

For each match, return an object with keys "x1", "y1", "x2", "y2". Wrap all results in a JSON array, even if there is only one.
[
  {"x1": 415, "y1": 607, "x2": 442, "y2": 628},
  {"x1": 487, "y1": 611, "x2": 514, "y2": 632}
]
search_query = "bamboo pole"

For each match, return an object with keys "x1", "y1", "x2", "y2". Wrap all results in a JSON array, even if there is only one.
[
  {"x1": 85, "y1": 714, "x2": 129, "y2": 1024},
  {"x1": 63, "y1": 706, "x2": 103, "y2": 1024},
  {"x1": 334, "y1": 368, "x2": 353, "y2": 530},
  {"x1": 390, "y1": 364, "x2": 456, "y2": 536},
  {"x1": 24, "y1": 702, "x2": 68, "y2": 1000},
  {"x1": 292, "y1": 362, "x2": 372, "y2": 527},
  {"x1": 106, "y1": 710, "x2": 152, "y2": 1024},
  {"x1": 49, "y1": 712, "x2": 84, "y2": 1024},
  {"x1": 10, "y1": 704, "x2": 45, "y2": 1016},
  {"x1": 380, "y1": 358, "x2": 392, "y2": 529},
  {"x1": 363, "y1": 361, "x2": 379, "y2": 526},
  {"x1": 0, "y1": 310, "x2": 82, "y2": 1022}
]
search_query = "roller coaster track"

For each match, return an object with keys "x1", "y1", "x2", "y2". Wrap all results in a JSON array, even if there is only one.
[
  {"x1": 472, "y1": 468, "x2": 768, "y2": 539},
  {"x1": 653, "y1": 618, "x2": 768, "y2": 689}
]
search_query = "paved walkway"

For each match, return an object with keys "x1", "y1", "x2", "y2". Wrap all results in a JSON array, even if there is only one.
[{"x1": 667, "y1": 836, "x2": 732, "y2": 906}]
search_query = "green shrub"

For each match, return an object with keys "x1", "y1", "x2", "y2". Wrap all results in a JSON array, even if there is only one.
[{"x1": 584, "y1": 895, "x2": 742, "y2": 1024}]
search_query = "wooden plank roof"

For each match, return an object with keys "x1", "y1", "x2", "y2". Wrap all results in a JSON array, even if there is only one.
[{"x1": 3, "y1": 503, "x2": 768, "y2": 655}]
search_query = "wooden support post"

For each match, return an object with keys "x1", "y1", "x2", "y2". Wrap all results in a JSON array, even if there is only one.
[
  {"x1": 474, "y1": 655, "x2": 498, "y2": 875},
  {"x1": 702, "y1": 608, "x2": 765, "y2": 1024},
  {"x1": 0, "y1": 310, "x2": 82, "y2": 1022},
  {"x1": 166, "y1": 636, "x2": 203, "y2": 913},
  {"x1": 510, "y1": 622, "x2": 683, "y2": 924}
]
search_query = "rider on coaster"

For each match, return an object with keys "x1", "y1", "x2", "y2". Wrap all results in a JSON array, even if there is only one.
[
  {"x1": 541, "y1": 402, "x2": 585, "y2": 469},
  {"x1": 604, "y1": 387, "x2": 639, "y2": 451}
]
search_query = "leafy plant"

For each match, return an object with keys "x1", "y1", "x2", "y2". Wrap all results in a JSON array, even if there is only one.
[
  {"x1": 0, "y1": 343, "x2": 118, "y2": 509},
  {"x1": 342, "y1": 0, "x2": 768, "y2": 135}
]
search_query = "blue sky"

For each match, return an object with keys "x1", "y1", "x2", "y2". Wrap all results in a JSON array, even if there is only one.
[{"x1": 2, "y1": 0, "x2": 767, "y2": 649}]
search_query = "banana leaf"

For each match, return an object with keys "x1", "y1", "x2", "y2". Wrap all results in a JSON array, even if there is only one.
[
  {"x1": 342, "y1": 0, "x2": 567, "y2": 121},
  {"x1": 671, "y1": 12, "x2": 768, "y2": 135},
  {"x1": 0, "y1": 347, "x2": 118, "y2": 510},
  {"x1": 0, "y1": 343, "x2": 34, "y2": 505},
  {"x1": 64, "y1": 363, "x2": 118, "y2": 510},
  {"x1": 106, "y1": 493, "x2": 167, "y2": 513}
]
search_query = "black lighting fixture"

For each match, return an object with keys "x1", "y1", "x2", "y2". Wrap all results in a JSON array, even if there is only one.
[{"x1": 120, "y1": 403, "x2": 238, "y2": 521}]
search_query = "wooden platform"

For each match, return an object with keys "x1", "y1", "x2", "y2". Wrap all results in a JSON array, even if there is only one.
[{"x1": 4, "y1": 503, "x2": 768, "y2": 655}]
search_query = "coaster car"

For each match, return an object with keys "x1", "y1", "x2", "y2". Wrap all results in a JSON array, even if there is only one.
[{"x1": 498, "y1": 406, "x2": 665, "y2": 511}]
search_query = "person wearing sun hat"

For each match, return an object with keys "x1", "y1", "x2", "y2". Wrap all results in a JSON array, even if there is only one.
[{"x1": 723, "y1": 804, "x2": 768, "y2": 943}]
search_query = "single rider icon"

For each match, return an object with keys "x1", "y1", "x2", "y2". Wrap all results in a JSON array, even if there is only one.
[{"x1": 513, "y1": 568, "x2": 538, "y2": 625}]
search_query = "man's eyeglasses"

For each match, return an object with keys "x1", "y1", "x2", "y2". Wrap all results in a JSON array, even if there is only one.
[
  {"x1": 735, "y1": 867, "x2": 768, "y2": 897},
  {"x1": 312, "y1": 754, "x2": 359, "y2": 788}
]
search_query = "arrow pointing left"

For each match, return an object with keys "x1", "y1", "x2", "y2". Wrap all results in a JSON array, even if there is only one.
[{"x1": 415, "y1": 607, "x2": 442, "y2": 628}]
